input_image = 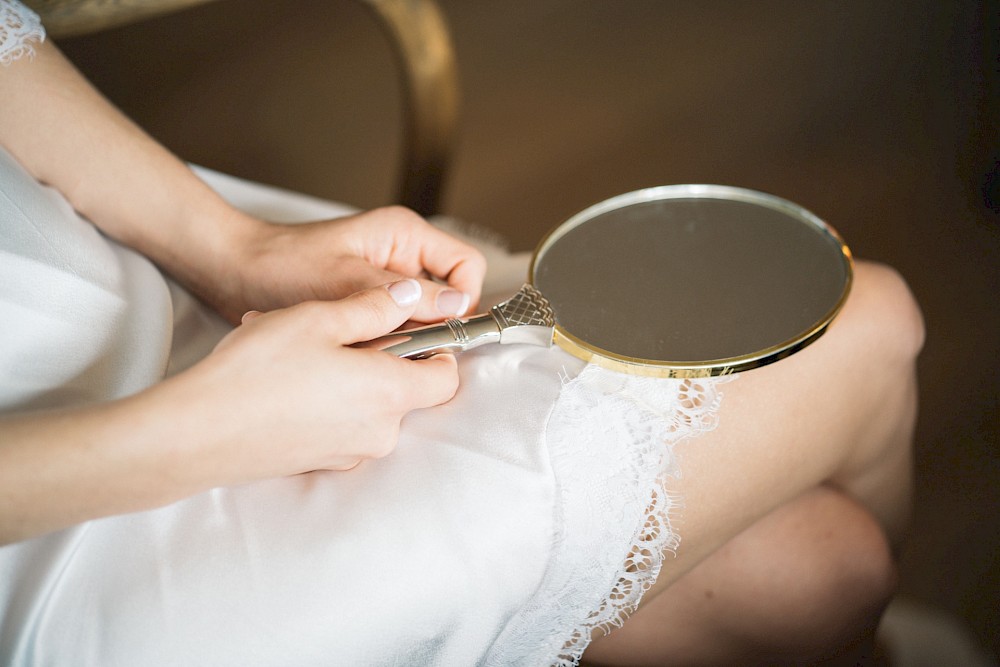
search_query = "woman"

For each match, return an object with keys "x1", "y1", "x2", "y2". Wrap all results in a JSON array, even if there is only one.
[{"x1": 0, "y1": 2, "x2": 923, "y2": 664}]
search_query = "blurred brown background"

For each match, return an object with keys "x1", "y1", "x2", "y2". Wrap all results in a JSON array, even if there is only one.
[{"x1": 56, "y1": 0, "x2": 998, "y2": 660}]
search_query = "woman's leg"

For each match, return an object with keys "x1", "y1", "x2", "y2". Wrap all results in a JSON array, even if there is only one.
[
  {"x1": 584, "y1": 486, "x2": 896, "y2": 665},
  {"x1": 584, "y1": 260, "x2": 923, "y2": 665}
]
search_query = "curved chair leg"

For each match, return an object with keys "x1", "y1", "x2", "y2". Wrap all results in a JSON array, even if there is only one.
[{"x1": 359, "y1": 0, "x2": 459, "y2": 216}]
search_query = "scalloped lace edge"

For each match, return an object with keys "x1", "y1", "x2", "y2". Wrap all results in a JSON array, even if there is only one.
[
  {"x1": 483, "y1": 364, "x2": 732, "y2": 666},
  {"x1": 551, "y1": 369, "x2": 731, "y2": 666}
]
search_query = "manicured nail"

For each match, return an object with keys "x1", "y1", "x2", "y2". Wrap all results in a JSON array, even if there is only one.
[
  {"x1": 387, "y1": 279, "x2": 422, "y2": 307},
  {"x1": 241, "y1": 310, "x2": 262, "y2": 324},
  {"x1": 436, "y1": 289, "x2": 470, "y2": 317}
]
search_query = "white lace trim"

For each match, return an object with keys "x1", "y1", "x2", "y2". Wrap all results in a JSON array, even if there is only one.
[
  {"x1": 0, "y1": 0, "x2": 45, "y2": 66},
  {"x1": 484, "y1": 364, "x2": 731, "y2": 666},
  {"x1": 550, "y1": 369, "x2": 730, "y2": 666}
]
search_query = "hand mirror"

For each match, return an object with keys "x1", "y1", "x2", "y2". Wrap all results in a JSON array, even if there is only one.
[{"x1": 377, "y1": 184, "x2": 853, "y2": 377}]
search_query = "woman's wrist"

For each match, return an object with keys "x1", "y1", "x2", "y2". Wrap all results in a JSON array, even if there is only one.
[
  {"x1": 0, "y1": 36, "x2": 270, "y2": 322},
  {"x1": 152, "y1": 198, "x2": 270, "y2": 321}
]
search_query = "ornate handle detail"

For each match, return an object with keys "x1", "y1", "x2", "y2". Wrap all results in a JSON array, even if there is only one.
[{"x1": 376, "y1": 284, "x2": 556, "y2": 358}]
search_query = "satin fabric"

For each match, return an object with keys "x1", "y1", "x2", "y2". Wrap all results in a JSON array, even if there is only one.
[
  {"x1": 0, "y1": 348, "x2": 572, "y2": 665},
  {"x1": 0, "y1": 147, "x2": 596, "y2": 665}
]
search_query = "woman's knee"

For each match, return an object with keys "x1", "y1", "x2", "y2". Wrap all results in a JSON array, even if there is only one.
[
  {"x1": 795, "y1": 487, "x2": 898, "y2": 615},
  {"x1": 848, "y1": 261, "x2": 925, "y2": 365},
  {"x1": 772, "y1": 487, "x2": 898, "y2": 663},
  {"x1": 711, "y1": 487, "x2": 897, "y2": 664},
  {"x1": 580, "y1": 488, "x2": 896, "y2": 667}
]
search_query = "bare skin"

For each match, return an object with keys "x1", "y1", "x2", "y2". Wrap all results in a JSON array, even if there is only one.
[
  {"x1": 585, "y1": 486, "x2": 896, "y2": 666},
  {"x1": 584, "y1": 260, "x2": 923, "y2": 665}
]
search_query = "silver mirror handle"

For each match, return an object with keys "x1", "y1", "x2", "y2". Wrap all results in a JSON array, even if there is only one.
[
  {"x1": 377, "y1": 313, "x2": 503, "y2": 358},
  {"x1": 373, "y1": 284, "x2": 557, "y2": 358}
]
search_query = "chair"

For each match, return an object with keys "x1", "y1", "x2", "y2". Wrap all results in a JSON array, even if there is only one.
[{"x1": 24, "y1": 0, "x2": 459, "y2": 217}]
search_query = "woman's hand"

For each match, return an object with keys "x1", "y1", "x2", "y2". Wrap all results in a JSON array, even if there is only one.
[
  {"x1": 196, "y1": 206, "x2": 488, "y2": 327},
  {"x1": 160, "y1": 279, "x2": 461, "y2": 485},
  {"x1": 0, "y1": 280, "x2": 461, "y2": 543}
]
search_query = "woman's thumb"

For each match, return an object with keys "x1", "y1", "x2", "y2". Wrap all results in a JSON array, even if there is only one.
[{"x1": 328, "y1": 279, "x2": 423, "y2": 344}]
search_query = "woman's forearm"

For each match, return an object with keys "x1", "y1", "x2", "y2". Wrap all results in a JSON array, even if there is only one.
[
  {"x1": 0, "y1": 38, "x2": 256, "y2": 298},
  {"x1": 0, "y1": 387, "x2": 204, "y2": 544}
]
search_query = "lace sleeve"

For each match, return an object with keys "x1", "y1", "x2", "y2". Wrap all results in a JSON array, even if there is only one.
[{"x1": 0, "y1": 0, "x2": 45, "y2": 66}]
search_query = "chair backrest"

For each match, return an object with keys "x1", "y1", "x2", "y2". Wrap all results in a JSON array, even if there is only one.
[{"x1": 25, "y1": 0, "x2": 459, "y2": 216}]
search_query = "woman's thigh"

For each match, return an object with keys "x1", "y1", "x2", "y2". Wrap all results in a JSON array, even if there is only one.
[
  {"x1": 582, "y1": 260, "x2": 922, "y2": 664},
  {"x1": 648, "y1": 260, "x2": 922, "y2": 595}
]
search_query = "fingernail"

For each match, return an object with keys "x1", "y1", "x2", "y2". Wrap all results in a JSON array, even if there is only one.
[
  {"x1": 241, "y1": 310, "x2": 262, "y2": 324},
  {"x1": 387, "y1": 279, "x2": 422, "y2": 307},
  {"x1": 436, "y1": 289, "x2": 470, "y2": 317}
]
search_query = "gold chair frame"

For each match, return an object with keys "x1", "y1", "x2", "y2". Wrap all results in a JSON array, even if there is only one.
[{"x1": 25, "y1": 0, "x2": 459, "y2": 216}]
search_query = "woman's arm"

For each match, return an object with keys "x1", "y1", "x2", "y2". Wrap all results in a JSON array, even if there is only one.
[
  {"x1": 0, "y1": 19, "x2": 486, "y2": 544},
  {"x1": 0, "y1": 37, "x2": 486, "y2": 323},
  {"x1": 0, "y1": 281, "x2": 461, "y2": 545},
  {"x1": 0, "y1": 37, "x2": 243, "y2": 290}
]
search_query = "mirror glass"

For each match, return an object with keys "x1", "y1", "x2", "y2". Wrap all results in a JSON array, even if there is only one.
[{"x1": 531, "y1": 187, "x2": 851, "y2": 365}]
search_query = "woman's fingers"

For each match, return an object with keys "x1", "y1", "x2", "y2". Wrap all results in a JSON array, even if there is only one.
[
  {"x1": 351, "y1": 207, "x2": 487, "y2": 316},
  {"x1": 321, "y1": 279, "x2": 425, "y2": 345},
  {"x1": 400, "y1": 353, "x2": 461, "y2": 409},
  {"x1": 322, "y1": 283, "x2": 462, "y2": 408},
  {"x1": 343, "y1": 259, "x2": 476, "y2": 323},
  {"x1": 408, "y1": 224, "x2": 487, "y2": 307}
]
